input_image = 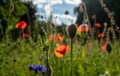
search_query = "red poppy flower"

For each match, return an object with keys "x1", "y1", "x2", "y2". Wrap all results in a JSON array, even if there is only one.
[
  {"x1": 54, "y1": 44, "x2": 69, "y2": 58},
  {"x1": 23, "y1": 33, "x2": 29, "y2": 38},
  {"x1": 16, "y1": 21, "x2": 27, "y2": 30},
  {"x1": 49, "y1": 34, "x2": 54, "y2": 41},
  {"x1": 95, "y1": 22, "x2": 101, "y2": 28},
  {"x1": 49, "y1": 33, "x2": 63, "y2": 43},
  {"x1": 97, "y1": 33, "x2": 104, "y2": 38},
  {"x1": 102, "y1": 44, "x2": 106, "y2": 52},
  {"x1": 77, "y1": 24, "x2": 89, "y2": 32},
  {"x1": 56, "y1": 34, "x2": 63, "y2": 43}
]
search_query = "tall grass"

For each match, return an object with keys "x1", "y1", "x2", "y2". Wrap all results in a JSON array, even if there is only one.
[{"x1": 0, "y1": 28, "x2": 120, "y2": 76}]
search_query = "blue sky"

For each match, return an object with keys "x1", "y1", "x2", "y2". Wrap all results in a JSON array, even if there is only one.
[{"x1": 32, "y1": 0, "x2": 82, "y2": 25}]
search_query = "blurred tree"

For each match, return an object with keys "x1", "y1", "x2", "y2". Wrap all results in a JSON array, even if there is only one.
[
  {"x1": 0, "y1": 0, "x2": 27, "y2": 37},
  {"x1": 0, "y1": 0, "x2": 38, "y2": 40},
  {"x1": 20, "y1": 1, "x2": 37, "y2": 26},
  {"x1": 74, "y1": 0, "x2": 120, "y2": 28},
  {"x1": 114, "y1": 0, "x2": 120, "y2": 28},
  {"x1": 20, "y1": 1, "x2": 37, "y2": 39},
  {"x1": 74, "y1": 0, "x2": 120, "y2": 38}
]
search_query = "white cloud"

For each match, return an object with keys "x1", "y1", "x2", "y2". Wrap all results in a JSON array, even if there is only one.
[
  {"x1": 58, "y1": 14, "x2": 76, "y2": 23},
  {"x1": 32, "y1": 0, "x2": 63, "y2": 7},
  {"x1": 61, "y1": 14, "x2": 76, "y2": 20},
  {"x1": 65, "y1": 0, "x2": 82, "y2": 5},
  {"x1": 52, "y1": 17, "x2": 62, "y2": 25},
  {"x1": 37, "y1": 4, "x2": 43, "y2": 8},
  {"x1": 35, "y1": 12, "x2": 45, "y2": 16},
  {"x1": 32, "y1": 0, "x2": 47, "y2": 4},
  {"x1": 44, "y1": 4, "x2": 52, "y2": 16},
  {"x1": 36, "y1": 0, "x2": 63, "y2": 16},
  {"x1": 51, "y1": 0, "x2": 63, "y2": 5},
  {"x1": 52, "y1": 13, "x2": 77, "y2": 25},
  {"x1": 31, "y1": 0, "x2": 78, "y2": 25},
  {"x1": 53, "y1": 14, "x2": 76, "y2": 20},
  {"x1": 63, "y1": 15, "x2": 77, "y2": 25},
  {"x1": 32, "y1": 0, "x2": 63, "y2": 16},
  {"x1": 53, "y1": 14, "x2": 61, "y2": 18},
  {"x1": 32, "y1": 0, "x2": 47, "y2": 8}
]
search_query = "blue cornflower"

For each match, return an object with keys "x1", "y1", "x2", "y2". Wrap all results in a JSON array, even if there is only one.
[
  {"x1": 29, "y1": 65, "x2": 35, "y2": 70},
  {"x1": 35, "y1": 65, "x2": 40, "y2": 70},
  {"x1": 29, "y1": 64, "x2": 46, "y2": 74},
  {"x1": 39, "y1": 65, "x2": 46, "y2": 74}
]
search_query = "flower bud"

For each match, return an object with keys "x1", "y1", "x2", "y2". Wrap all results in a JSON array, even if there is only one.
[{"x1": 68, "y1": 24, "x2": 77, "y2": 39}]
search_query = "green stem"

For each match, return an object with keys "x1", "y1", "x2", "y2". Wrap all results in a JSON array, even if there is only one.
[
  {"x1": 46, "y1": 49, "x2": 49, "y2": 76},
  {"x1": 61, "y1": 58, "x2": 64, "y2": 76},
  {"x1": 70, "y1": 39, "x2": 73, "y2": 76},
  {"x1": 115, "y1": 42, "x2": 120, "y2": 58}
]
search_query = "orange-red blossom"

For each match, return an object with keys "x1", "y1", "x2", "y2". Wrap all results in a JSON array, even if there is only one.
[
  {"x1": 23, "y1": 33, "x2": 29, "y2": 38},
  {"x1": 77, "y1": 24, "x2": 89, "y2": 32},
  {"x1": 97, "y1": 33, "x2": 104, "y2": 38},
  {"x1": 16, "y1": 20, "x2": 27, "y2": 30},
  {"x1": 54, "y1": 44, "x2": 69, "y2": 58},
  {"x1": 101, "y1": 44, "x2": 107, "y2": 52},
  {"x1": 49, "y1": 33, "x2": 63, "y2": 43},
  {"x1": 95, "y1": 22, "x2": 101, "y2": 28}
]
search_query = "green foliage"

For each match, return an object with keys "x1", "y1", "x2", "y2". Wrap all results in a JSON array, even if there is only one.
[
  {"x1": 0, "y1": 33, "x2": 120, "y2": 75},
  {"x1": 0, "y1": 0, "x2": 120, "y2": 76},
  {"x1": 0, "y1": 0, "x2": 27, "y2": 25},
  {"x1": 0, "y1": 0, "x2": 38, "y2": 40}
]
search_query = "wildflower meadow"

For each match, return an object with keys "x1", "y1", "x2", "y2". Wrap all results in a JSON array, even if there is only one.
[{"x1": 0, "y1": 0, "x2": 120, "y2": 76}]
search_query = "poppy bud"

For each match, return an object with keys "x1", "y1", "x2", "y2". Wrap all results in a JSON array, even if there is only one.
[
  {"x1": 23, "y1": 33, "x2": 29, "y2": 38},
  {"x1": 95, "y1": 22, "x2": 101, "y2": 28},
  {"x1": 104, "y1": 22, "x2": 107, "y2": 27},
  {"x1": 68, "y1": 24, "x2": 77, "y2": 39},
  {"x1": 106, "y1": 44, "x2": 112, "y2": 53}
]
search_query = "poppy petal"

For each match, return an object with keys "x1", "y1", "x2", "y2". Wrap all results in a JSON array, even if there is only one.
[
  {"x1": 102, "y1": 44, "x2": 106, "y2": 52},
  {"x1": 54, "y1": 50, "x2": 63, "y2": 58}
]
